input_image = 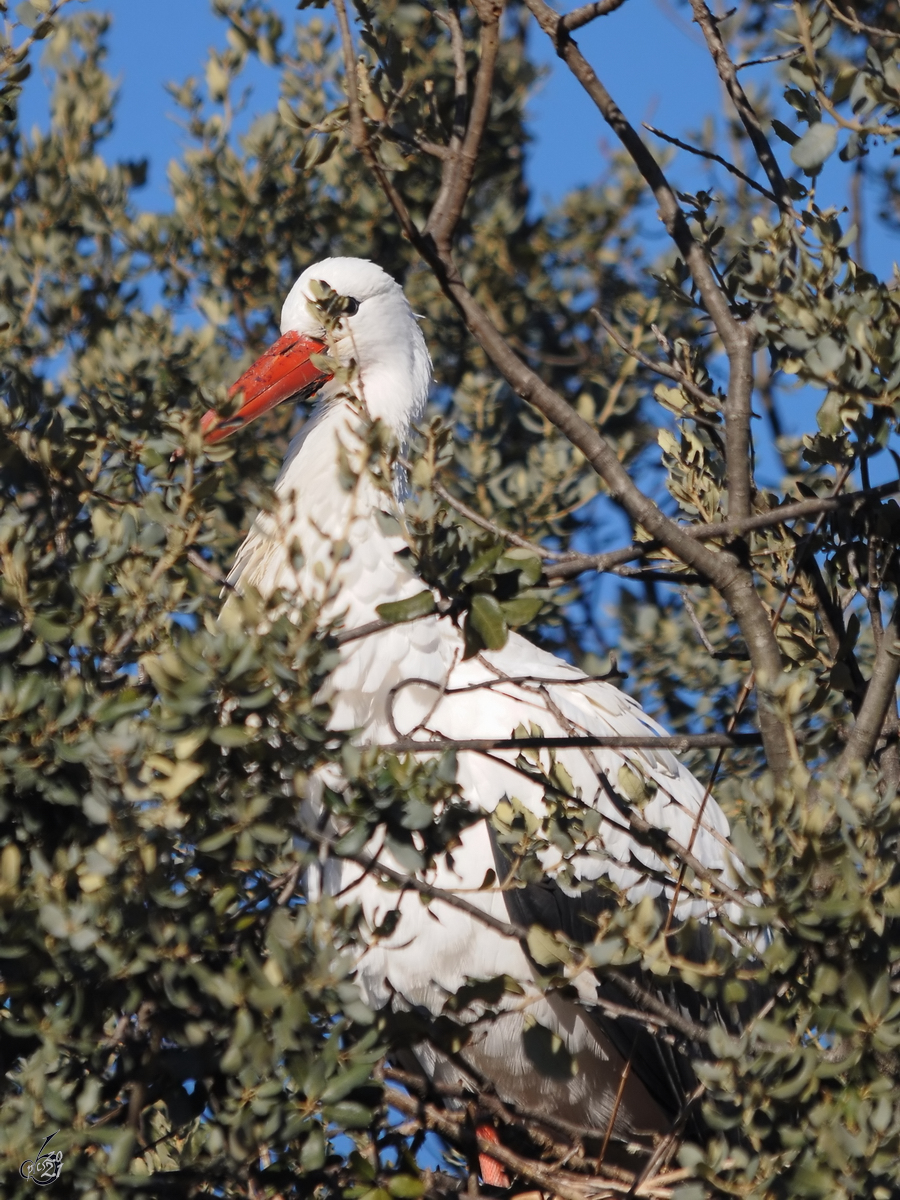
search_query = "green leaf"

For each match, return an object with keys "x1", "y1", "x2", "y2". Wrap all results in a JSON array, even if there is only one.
[
  {"x1": 522, "y1": 1017, "x2": 577, "y2": 1080},
  {"x1": 375, "y1": 590, "x2": 435, "y2": 623},
  {"x1": 497, "y1": 547, "x2": 542, "y2": 586},
  {"x1": 461, "y1": 543, "x2": 505, "y2": 582},
  {"x1": 321, "y1": 1101, "x2": 372, "y2": 1128},
  {"x1": 198, "y1": 828, "x2": 236, "y2": 853},
  {"x1": 300, "y1": 1127, "x2": 326, "y2": 1172},
  {"x1": 791, "y1": 122, "x2": 838, "y2": 172},
  {"x1": 526, "y1": 924, "x2": 572, "y2": 967},
  {"x1": 499, "y1": 595, "x2": 544, "y2": 627},
  {"x1": 771, "y1": 118, "x2": 799, "y2": 146},
  {"x1": 31, "y1": 616, "x2": 69, "y2": 643},
  {"x1": 388, "y1": 1176, "x2": 425, "y2": 1198},
  {"x1": 320, "y1": 1061, "x2": 375, "y2": 1103},
  {"x1": 0, "y1": 625, "x2": 22, "y2": 653},
  {"x1": 210, "y1": 725, "x2": 254, "y2": 747},
  {"x1": 469, "y1": 593, "x2": 508, "y2": 650}
]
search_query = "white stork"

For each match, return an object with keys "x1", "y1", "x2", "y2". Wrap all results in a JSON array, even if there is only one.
[{"x1": 201, "y1": 258, "x2": 734, "y2": 1181}]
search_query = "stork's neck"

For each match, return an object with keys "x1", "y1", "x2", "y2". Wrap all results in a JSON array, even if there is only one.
[
  {"x1": 230, "y1": 397, "x2": 420, "y2": 626},
  {"x1": 278, "y1": 396, "x2": 403, "y2": 526}
]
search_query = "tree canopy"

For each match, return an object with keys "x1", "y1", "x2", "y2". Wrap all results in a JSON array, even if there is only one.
[{"x1": 4, "y1": 0, "x2": 900, "y2": 1196}]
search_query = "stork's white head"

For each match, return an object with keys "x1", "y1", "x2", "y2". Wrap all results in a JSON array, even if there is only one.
[{"x1": 201, "y1": 257, "x2": 432, "y2": 444}]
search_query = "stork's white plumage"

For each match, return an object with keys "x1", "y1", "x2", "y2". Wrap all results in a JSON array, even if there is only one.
[{"x1": 204, "y1": 258, "x2": 734, "y2": 1172}]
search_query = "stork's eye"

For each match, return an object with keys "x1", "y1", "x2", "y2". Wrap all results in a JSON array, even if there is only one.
[{"x1": 344, "y1": 296, "x2": 360, "y2": 316}]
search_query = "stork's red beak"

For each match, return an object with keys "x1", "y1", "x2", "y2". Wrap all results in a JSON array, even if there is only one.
[{"x1": 201, "y1": 331, "x2": 332, "y2": 444}]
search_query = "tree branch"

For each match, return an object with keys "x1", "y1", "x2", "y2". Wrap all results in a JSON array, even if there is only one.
[
  {"x1": 544, "y1": 479, "x2": 900, "y2": 578},
  {"x1": 384, "y1": 1085, "x2": 684, "y2": 1200},
  {"x1": 333, "y1": 0, "x2": 420, "y2": 242},
  {"x1": 522, "y1": 0, "x2": 743, "y2": 351},
  {"x1": 822, "y1": 0, "x2": 900, "y2": 40},
  {"x1": 425, "y1": 1, "x2": 502, "y2": 246},
  {"x1": 379, "y1": 732, "x2": 764, "y2": 753},
  {"x1": 838, "y1": 601, "x2": 900, "y2": 771},
  {"x1": 562, "y1": 0, "x2": 629, "y2": 33},
  {"x1": 687, "y1": 0, "x2": 793, "y2": 213},
  {"x1": 518, "y1": 0, "x2": 793, "y2": 760}
]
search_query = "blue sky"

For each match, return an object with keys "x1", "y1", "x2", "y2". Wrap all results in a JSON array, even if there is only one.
[
  {"x1": 21, "y1": 0, "x2": 899, "y2": 274},
  {"x1": 21, "y1": 1, "x2": 727, "y2": 208}
]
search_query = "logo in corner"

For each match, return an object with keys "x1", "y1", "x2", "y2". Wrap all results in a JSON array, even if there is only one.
[{"x1": 19, "y1": 1132, "x2": 63, "y2": 1187}]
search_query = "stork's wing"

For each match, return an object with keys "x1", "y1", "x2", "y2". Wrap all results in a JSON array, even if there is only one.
[{"x1": 404, "y1": 627, "x2": 735, "y2": 917}]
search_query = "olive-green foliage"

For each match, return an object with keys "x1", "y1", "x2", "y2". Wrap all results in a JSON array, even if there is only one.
[{"x1": 3, "y1": 0, "x2": 900, "y2": 1197}]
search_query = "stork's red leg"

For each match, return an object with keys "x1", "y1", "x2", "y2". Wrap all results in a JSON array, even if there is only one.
[{"x1": 476, "y1": 1123, "x2": 510, "y2": 1188}]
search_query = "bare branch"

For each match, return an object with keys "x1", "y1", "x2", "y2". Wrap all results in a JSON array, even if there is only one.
[
  {"x1": 543, "y1": 544, "x2": 650, "y2": 579},
  {"x1": 518, "y1": 0, "x2": 792, "y2": 764},
  {"x1": 186, "y1": 549, "x2": 234, "y2": 589},
  {"x1": 522, "y1": 0, "x2": 744, "y2": 350},
  {"x1": 562, "y1": 0, "x2": 629, "y2": 33},
  {"x1": 385, "y1": 1086, "x2": 688, "y2": 1199},
  {"x1": 687, "y1": 0, "x2": 793, "y2": 213},
  {"x1": 430, "y1": 477, "x2": 561, "y2": 558},
  {"x1": 379, "y1": 732, "x2": 764, "y2": 753},
  {"x1": 822, "y1": 0, "x2": 900, "y2": 39},
  {"x1": 544, "y1": 477, "x2": 900, "y2": 579},
  {"x1": 643, "y1": 123, "x2": 778, "y2": 203},
  {"x1": 433, "y1": 2, "x2": 467, "y2": 144},
  {"x1": 604, "y1": 970, "x2": 711, "y2": 1044},
  {"x1": 838, "y1": 602, "x2": 900, "y2": 771},
  {"x1": 425, "y1": 2, "x2": 502, "y2": 246},
  {"x1": 333, "y1": 607, "x2": 440, "y2": 645},
  {"x1": 681, "y1": 588, "x2": 718, "y2": 656},
  {"x1": 736, "y1": 49, "x2": 803, "y2": 69}
]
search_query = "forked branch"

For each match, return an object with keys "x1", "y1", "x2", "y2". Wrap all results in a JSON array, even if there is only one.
[
  {"x1": 426, "y1": 1, "x2": 502, "y2": 246},
  {"x1": 334, "y1": 0, "x2": 793, "y2": 774},
  {"x1": 688, "y1": 0, "x2": 793, "y2": 212}
]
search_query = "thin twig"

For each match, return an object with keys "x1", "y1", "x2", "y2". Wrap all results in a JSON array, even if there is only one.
[
  {"x1": 643, "y1": 123, "x2": 778, "y2": 203},
  {"x1": 544, "y1": 478, "x2": 900, "y2": 578},
  {"x1": 385, "y1": 1086, "x2": 688, "y2": 1199},
  {"x1": 688, "y1": 0, "x2": 793, "y2": 212},
  {"x1": 186, "y1": 549, "x2": 234, "y2": 589},
  {"x1": 592, "y1": 307, "x2": 722, "y2": 410},
  {"x1": 794, "y1": 3, "x2": 899, "y2": 135},
  {"x1": 735, "y1": 49, "x2": 803, "y2": 69},
  {"x1": 425, "y1": 1, "x2": 502, "y2": 246},
  {"x1": 680, "y1": 588, "x2": 718, "y2": 656},
  {"x1": 431, "y1": 478, "x2": 562, "y2": 557},
  {"x1": 822, "y1": 0, "x2": 900, "y2": 39}
]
